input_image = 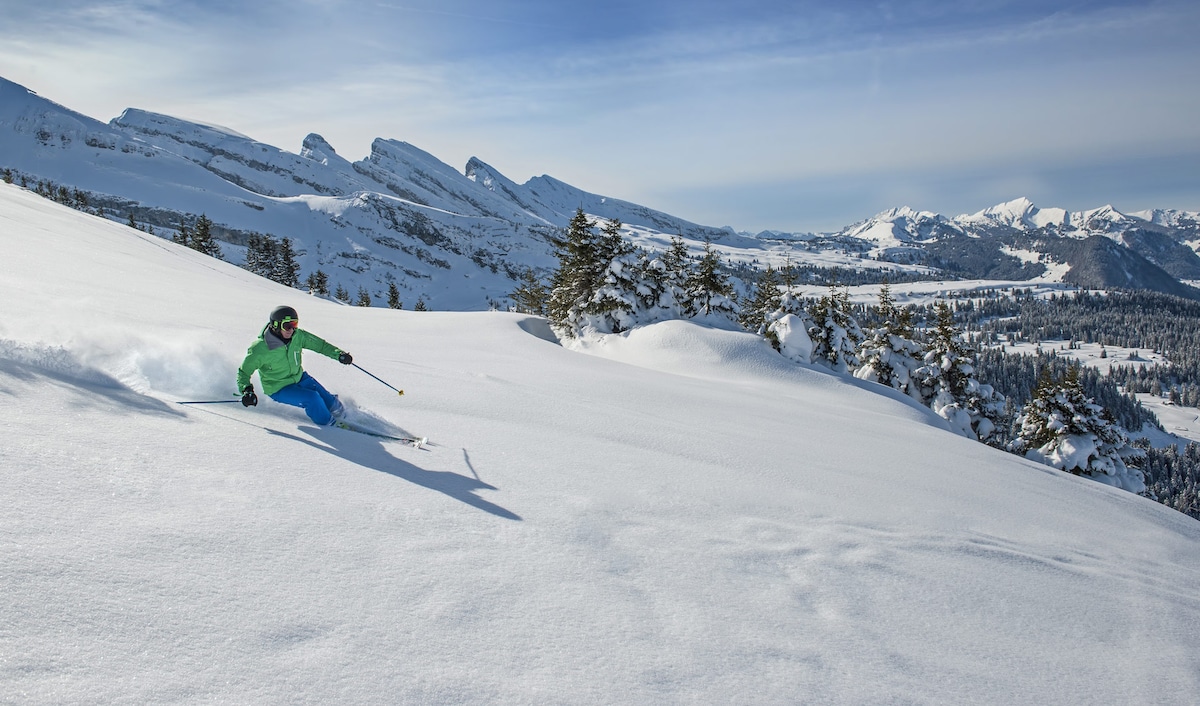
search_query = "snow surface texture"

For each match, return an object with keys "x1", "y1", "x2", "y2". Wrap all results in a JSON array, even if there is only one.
[{"x1": 2, "y1": 182, "x2": 1200, "y2": 704}]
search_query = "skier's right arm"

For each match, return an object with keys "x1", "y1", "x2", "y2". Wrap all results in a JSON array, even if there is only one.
[{"x1": 236, "y1": 345, "x2": 261, "y2": 404}]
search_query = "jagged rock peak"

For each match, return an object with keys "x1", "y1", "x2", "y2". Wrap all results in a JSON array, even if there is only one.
[
  {"x1": 300, "y1": 133, "x2": 338, "y2": 163},
  {"x1": 465, "y1": 157, "x2": 518, "y2": 191}
]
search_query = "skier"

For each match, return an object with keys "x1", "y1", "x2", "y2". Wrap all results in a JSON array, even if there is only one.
[{"x1": 237, "y1": 305, "x2": 354, "y2": 426}]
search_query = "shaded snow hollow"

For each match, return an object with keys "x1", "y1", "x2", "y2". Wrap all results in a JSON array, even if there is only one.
[{"x1": 2, "y1": 182, "x2": 1199, "y2": 704}]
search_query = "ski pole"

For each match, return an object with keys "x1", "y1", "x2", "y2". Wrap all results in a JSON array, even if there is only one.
[
  {"x1": 353, "y1": 363, "x2": 405, "y2": 396},
  {"x1": 176, "y1": 398, "x2": 243, "y2": 405}
]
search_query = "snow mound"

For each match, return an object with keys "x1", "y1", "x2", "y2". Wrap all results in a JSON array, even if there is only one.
[{"x1": 567, "y1": 319, "x2": 812, "y2": 385}]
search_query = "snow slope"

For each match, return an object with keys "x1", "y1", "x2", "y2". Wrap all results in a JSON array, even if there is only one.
[{"x1": 2, "y1": 182, "x2": 1199, "y2": 704}]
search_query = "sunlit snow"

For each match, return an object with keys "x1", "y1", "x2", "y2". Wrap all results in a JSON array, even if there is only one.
[{"x1": 3, "y1": 183, "x2": 1199, "y2": 704}]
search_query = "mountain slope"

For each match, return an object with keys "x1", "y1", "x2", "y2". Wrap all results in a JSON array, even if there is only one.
[
  {"x1": 3, "y1": 183, "x2": 1200, "y2": 703},
  {"x1": 0, "y1": 76, "x2": 747, "y2": 310},
  {"x1": 4, "y1": 74, "x2": 1200, "y2": 306}
]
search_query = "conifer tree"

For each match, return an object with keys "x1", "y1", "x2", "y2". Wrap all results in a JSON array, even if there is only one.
[
  {"x1": 855, "y1": 282, "x2": 925, "y2": 400},
  {"x1": 806, "y1": 283, "x2": 863, "y2": 373},
  {"x1": 547, "y1": 208, "x2": 601, "y2": 333},
  {"x1": 245, "y1": 234, "x2": 277, "y2": 279},
  {"x1": 510, "y1": 268, "x2": 547, "y2": 315},
  {"x1": 387, "y1": 281, "x2": 403, "y2": 309},
  {"x1": 172, "y1": 221, "x2": 192, "y2": 247},
  {"x1": 756, "y1": 267, "x2": 816, "y2": 364},
  {"x1": 188, "y1": 214, "x2": 223, "y2": 259},
  {"x1": 126, "y1": 213, "x2": 137, "y2": 230},
  {"x1": 914, "y1": 301, "x2": 1005, "y2": 442},
  {"x1": 273, "y1": 237, "x2": 300, "y2": 288},
  {"x1": 2, "y1": 168, "x2": 12, "y2": 184},
  {"x1": 685, "y1": 240, "x2": 737, "y2": 323},
  {"x1": 779, "y1": 254, "x2": 799, "y2": 291},
  {"x1": 740, "y1": 265, "x2": 783, "y2": 346},
  {"x1": 306, "y1": 269, "x2": 330, "y2": 297},
  {"x1": 638, "y1": 236, "x2": 693, "y2": 322},
  {"x1": 586, "y1": 218, "x2": 640, "y2": 333},
  {"x1": 1009, "y1": 367, "x2": 1146, "y2": 493},
  {"x1": 356, "y1": 287, "x2": 372, "y2": 307},
  {"x1": 334, "y1": 284, "x2": 350, "y2": 303},
  {"x1": 414, "y1": 298, "x2": 428, "y2": 311},
  {"x1": 662, "y1": 236, "x2": 694, "y2": 315}
]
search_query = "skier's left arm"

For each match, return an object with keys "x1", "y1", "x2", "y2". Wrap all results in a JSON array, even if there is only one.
[{"x1": 298, "y1": 330, "x2": 352, "y2": 365}]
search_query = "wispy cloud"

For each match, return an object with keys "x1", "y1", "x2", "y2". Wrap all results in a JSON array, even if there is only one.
[{"x1": 1, "y1": 0, "x2": 1198, "y2": 231}]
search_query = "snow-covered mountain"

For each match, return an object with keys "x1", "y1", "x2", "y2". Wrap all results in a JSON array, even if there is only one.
[
  {"x1": 0, "y1": 76, "x2": 727, "y2": 310},
  {"x1": 830, "y1": 198, "x2": 1200, "y2": 295},
  {"x1": 3, "y1": 74, "x2": 1200, "y2": 304},
  {"x1": 5, "y1": 180, "x2": 1200, "y2": 704}
]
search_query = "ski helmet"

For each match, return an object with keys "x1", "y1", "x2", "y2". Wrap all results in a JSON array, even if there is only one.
[{"x1": 269, "y1": 305, "x2": 299, "y2": 331}]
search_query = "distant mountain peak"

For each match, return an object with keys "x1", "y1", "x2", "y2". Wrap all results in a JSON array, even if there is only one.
[
  {"x1": 299, "y1": 133, "x2": 340, "y2": 165},
  {"x1": 963, "y1": 197, "x2": 1068, "y2": 230}
]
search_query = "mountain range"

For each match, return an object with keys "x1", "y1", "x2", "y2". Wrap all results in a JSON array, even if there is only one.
[{"x1": 3, "y1": 75, "x2": 1199, "y2": 306}]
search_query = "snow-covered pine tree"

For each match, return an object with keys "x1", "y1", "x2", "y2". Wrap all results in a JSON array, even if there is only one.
[
  {"x1": 635, "y1": 236, "x2": 694, "y2": 323},
  {"x1": 806, "y1": 283, "x2": 863, "y2": 373},
  {"x1": 854, "y1": 282, "x2": 925, "y2": 401},
  {"x1": 356, "y1": 287, "x2": 372, "y2": 307},
  {"x1": 1009, "y1": 367, "x2": 1146, "y2": 493},
  {"x1": 334, "y1": 284, "x2": 350, "y2": 303},
  {"x1": 547, "y1": 212, "x2": 653, "y2": 335},
  {"x1": 582, "y1": 218, "x2": 641, "y2": 333},
  {"x1": 635, "y1": 255, "x2": 671, "y2": 322},
  {"x1": 387, "y1": 281, "x2": 403, "y2": 309},
  {"x1": 685, "y1": 240, "x2": 738, "y2": 325},
  {"x1": 914, "y1": 301, "x2": 1005, "y2": 442},
  {"x1": 661, "y1": 236, "x2": 695, "y2": 318},
  {"x1": 739, "y1": 265, "x2": 783, "y2": 347},
  {"x1": 547, "y1": 209, "x2": 602, "y2": 335}
]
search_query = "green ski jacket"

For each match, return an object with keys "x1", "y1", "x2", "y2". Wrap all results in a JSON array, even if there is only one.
[{"x1": 237, "y1": 327, "x2": 344, "y2": 395}]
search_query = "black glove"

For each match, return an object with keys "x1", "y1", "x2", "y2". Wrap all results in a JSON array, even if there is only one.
[
  {"x1": 241, "y1": 385, "x2": 258, "y2": 407},
  {"x1": 338, "y1": 352, "x2": 353, "y2": 365}
]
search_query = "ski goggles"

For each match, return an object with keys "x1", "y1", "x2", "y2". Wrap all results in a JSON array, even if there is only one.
[{"x1": 280, "y1": 318, "x2": 299, "y2": 331}]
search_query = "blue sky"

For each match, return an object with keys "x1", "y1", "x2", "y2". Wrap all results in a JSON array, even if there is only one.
[{"x1": 2, "y1": 0, "x2": 1198, "y2": 232}]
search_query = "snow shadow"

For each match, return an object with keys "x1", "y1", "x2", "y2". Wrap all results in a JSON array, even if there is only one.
[
  {"x1": 292, "y1": 426, "x2": 522, "y2": 521},
  {"x1": 517, "y1": 316, "x2": 560, "y2": 344},
  {"x1": 0, "y1": 340, "x2": 182, "y2": 417}
]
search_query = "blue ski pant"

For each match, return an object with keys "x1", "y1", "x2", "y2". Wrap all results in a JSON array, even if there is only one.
[{"x1": 270, "y1": 372, "x2": 341, "y2": 426}]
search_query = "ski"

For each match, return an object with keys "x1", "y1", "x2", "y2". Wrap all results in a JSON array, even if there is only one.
[{"x1": 334, "y1": 421, "x2": 427, "y2": 448}]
